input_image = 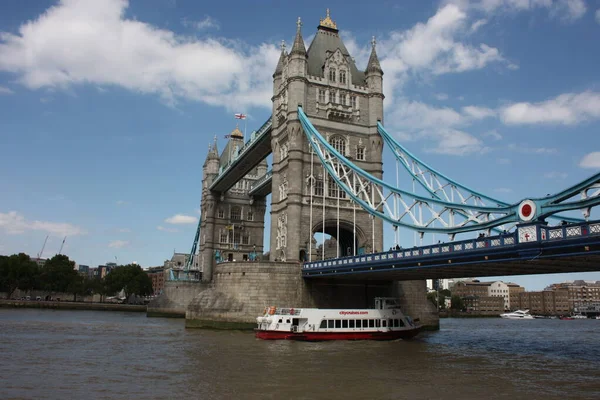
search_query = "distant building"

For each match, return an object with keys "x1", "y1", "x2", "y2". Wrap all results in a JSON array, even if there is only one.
[
  {"x1": 546, "y1": 280, "x2": 600, "y2": 311},
  {"x1": 146, "y1": 266, "x2": 165, "y2": 296},
  {"x1": 98, "y1": 262, "x2": 117, "y2": 278},
  {"x1": 78, "y1": 265, "x2": 89, "y2": 275},
  {"x1": 453, "y1": 280, "x2": 523, "y2": 310},
  {"x1": 31, "y1": 257, "x2": 46, "y2": 267},
  {"x1": 88, "y1": 267, "x2": 98, "y2": 279},
  {"x1": 507, "y1": 283, "x2": 525, "y2": 309},
  {"x1": 516, "y1": 289, "x2": 570, "y2": 316},
  {"x1": 462, "y1": 295, "x2": 504, "y2": 315}
]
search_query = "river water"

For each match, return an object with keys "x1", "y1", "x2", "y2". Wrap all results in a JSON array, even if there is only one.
[{"x1": 1, "y1": 309, "x2": 599, "y2": 400}]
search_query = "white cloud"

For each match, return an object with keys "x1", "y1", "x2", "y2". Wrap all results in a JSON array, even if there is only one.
[
  {"x1": 386, "y1": 99, "x2": 494, "y2": 156},
  {"x1": 483, "y1": 129, "x2": 503, "y2": 140},
  {"x1": 549, "y1": 0, "x2": 587, "y2": 22},
  {"x1": 115, "y1": 200, "x2": 128, "y2": 205},
  {"x1": 507, "y1": 143, "x2": 557, "y2": 154},
  {"x1": 0, "y1": 0, "x2": 278, "y2": 109},
  {"x1": 462, "y1": 105, "x2": 496, "y2": 119},
  {"x1": 455, "y1": 0, "x2": 586, "y2": 21},
  {"x1": 108, "y1": 240, "x2": 129, "y2": 248},
  {"x1": 117, "y1": 228, "x2": 131, "y2": 233},
  {"x1": 181, "y1": 16, "x2": 219, "y2": 31},
  {"x1": 435, "y1": 93, "x2": 449, "y2": 100},
  {"x1": 0, "y1": 211, "x2": 85, "y2": 236},
  {"x1": 0, "y1": 86, "x2": 14, "y2": 94},
  {"x1": 423, "y1": 128, "x2": 488, "y2": 156},
  {"x1": 544, "y1": 171, "x2": 568, "y2": 179},
  {"x1": 165, "y1": 214, "x2": 197, "y2": 224},
  {"x1": 157, "y1": 225, "x2": 178, "y2": 232},
  {"x1": 382, "y1": 5, "x2": 504, "y2": 76},
  {"x1": 579, "y1": 152, "x2": 600, "y2": 169},
  {"x1": 501, "y1": 91, "x2": 600, "y2": 125},
  {"x1": 596, "y1": 10, "x2": 600, "y2": 24},
  {"x1": 497, "y1": 157, "x2": 511, "y2": 164},
  {"x1": 470, "y1": 18, "x2": 488, "y2": 32}
]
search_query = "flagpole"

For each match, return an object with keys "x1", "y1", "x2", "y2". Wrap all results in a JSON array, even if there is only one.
[{"x1": 244, "y1": 116, "x2": 247, "y2": 142}]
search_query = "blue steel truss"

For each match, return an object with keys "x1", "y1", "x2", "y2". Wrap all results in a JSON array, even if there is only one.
[
  {"x1": 168, "y1": 216, "x2": 201, "y2": 282},
  {"x1": 298, "y1": 107, "x2": 600, "y2": 236},
  {"x1": 377, "y1": 122, "x2": 582, "y2": 224}
]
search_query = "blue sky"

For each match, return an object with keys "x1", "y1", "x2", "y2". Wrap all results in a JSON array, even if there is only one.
[{"x1": 1, "y1": 0, "x2": 599, "y2": 290}]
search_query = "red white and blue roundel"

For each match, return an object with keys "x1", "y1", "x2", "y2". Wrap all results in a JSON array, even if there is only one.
[{"x1": 518, "y1": 200, "x2": 536, "y2": 222}]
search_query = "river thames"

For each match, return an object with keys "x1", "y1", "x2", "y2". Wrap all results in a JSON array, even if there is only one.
[{"x1": 1, "y1": 309, "x2": 599, "y2": 400}]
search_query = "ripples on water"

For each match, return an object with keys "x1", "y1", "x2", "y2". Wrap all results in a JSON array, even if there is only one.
[{"x1": 1, "y1": 309, "x2": 599, "y2": 400}]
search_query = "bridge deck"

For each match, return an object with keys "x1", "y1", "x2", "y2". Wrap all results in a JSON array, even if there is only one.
[
  {"x1": 303, "y1": 221, "x2": 600, "y2": 280},
  {"x1": 210, "y1": 118, "x2": 272, "y2": 193}
]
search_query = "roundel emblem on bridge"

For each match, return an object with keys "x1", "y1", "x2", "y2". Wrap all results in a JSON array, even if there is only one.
[{"x1": 518, "y1": 200, "x2": 536, "y2": 222}]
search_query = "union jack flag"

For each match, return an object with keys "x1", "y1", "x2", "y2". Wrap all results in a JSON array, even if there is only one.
[{"x1": 234, "y1": 113, "x2": 246, "y2": 119}]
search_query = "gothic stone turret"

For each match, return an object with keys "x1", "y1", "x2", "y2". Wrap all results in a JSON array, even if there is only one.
[{"x1": 269, "y1": 10, "x2": 384, "y2": 262}]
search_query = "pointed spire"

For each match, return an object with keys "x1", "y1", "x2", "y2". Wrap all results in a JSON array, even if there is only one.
[
  {"x1": 211, "y1": 134, "x2": 219, "y2": 157},
  {"x1": 290, "y1": 17, "x2": 306, "y2": 56},
  {"x1": 366, "y1": 36, "x2": 383, "y2": 75},
  {"x1": 274, "y1": 40, "x2": 286, "y2": 76}
]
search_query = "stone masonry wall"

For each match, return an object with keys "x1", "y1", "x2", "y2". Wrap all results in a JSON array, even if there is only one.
[
  {"x1": 186, "y1": 261, "x2": 439, "y2": 330},
  {"x1": 147, "y1": 281, "x2": 209, "y2": 318},
  {"x1": 393, "y1": 281, "x2": 439, "y2": 330},
  {"x1": 186, "y1": 261, "x2": 308, "y2": 328}
]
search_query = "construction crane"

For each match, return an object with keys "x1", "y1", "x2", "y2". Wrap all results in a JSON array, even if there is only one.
[
  {"x1": 37, "y1": 235, "x2": 49, "y2": 259},
  {"x1": 58, "y1": 236, "x2": 66, "y2": 255}
]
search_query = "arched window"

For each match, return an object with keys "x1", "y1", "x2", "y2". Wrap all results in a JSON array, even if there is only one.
[
  {"x1": 329, "y1": 68, "x2": 336, "y2": 82},
  {"x1": 339, "y1": 70, "x2": 346, "y2": 84},
  {"x1": 230, "y1": 207, "x2": 241, "y2": 221},
  {"x1": 330, "y1": 135, "x2": 346, "y2": 156}
]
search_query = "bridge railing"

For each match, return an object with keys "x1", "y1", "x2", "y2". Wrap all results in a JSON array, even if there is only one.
[
  {"x1": 211, "y1": 117, "x2": 272, "y2": 188},
  {"x1": 541, "y1": 221, "x2": 600, "y2": 241},
  {"x1": 250, "y1": 170, "x2": 272, "y2": 191},
  {"x1": 303, "y1": 220, "x2": 600, "y2": 270},
  {"x1": 303, "y1": 232, "x2": 518, "y2": 270}
]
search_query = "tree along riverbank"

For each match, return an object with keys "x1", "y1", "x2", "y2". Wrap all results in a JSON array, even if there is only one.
[{"x1": 0, "y1": 299, "x2": 146, "y2": 312}]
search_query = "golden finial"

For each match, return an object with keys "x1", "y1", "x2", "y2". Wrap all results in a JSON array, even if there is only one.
[
  {"x1": 319, "y1": 8, "x2": 337, "y2": 30},
  {"x1": 297, "y1": 17, "x2": 302, "y2": 31},
  {"x1": 371, "y1": 36, "x2": 376, "y2": 49}
]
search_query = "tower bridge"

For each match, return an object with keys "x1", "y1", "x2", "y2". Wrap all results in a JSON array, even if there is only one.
[{"x1": 154, "y1": 10, "x2": 600, "y2": 329}]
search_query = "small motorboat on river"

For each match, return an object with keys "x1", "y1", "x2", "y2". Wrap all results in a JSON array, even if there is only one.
[
  {"x1": 255, "y1": 297, "x2": 420, "y2": 341},
  {"x1": 500, "y1": 310, "x2": 534, "y2": 319}
]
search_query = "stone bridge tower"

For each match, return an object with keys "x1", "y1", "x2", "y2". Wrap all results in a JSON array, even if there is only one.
[
  {"x1": 199, "y1": 129, "x2": 268, "y2": 282},
  {"x1": 270, "y1": 10, "x2": 385, "y2": 262}
]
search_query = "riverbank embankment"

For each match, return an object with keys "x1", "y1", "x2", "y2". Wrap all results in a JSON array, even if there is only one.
[{"x1": 0, "y1": 299, "x2": 146, "y2": 312}]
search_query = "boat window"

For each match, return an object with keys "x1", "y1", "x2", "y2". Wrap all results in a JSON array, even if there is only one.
[
  {"x1": 393, "y1": 319, "x2": 398, "y2": 327},
  {"x1": 399, "y1": 319, "x2": 405, "y2": 327},
  {"x1": 328, "y1": 320, "x2": 334, "y2": 329},
  {"x1": 286, "y1": 319, "x2": 290, "y2": 323},
  {"x1": 375, "y1": 319, "x2": 380, "y2": 328},
  {"x1": 369, "y1": 319, "x2": 375, "y2": 328},
  {"x1": 320, "y1": 320, "x2": 327, "y2": 329},
  {"x1": 356, "y1": 320, "x2": 362, "y2": 328},
  {"x1": 335, "y1": 320, "x2": 342, "y2": 329},
  {"x1": 278, "y1": 319, "x2": 283, "y2": 323},
  {"x1": 342, "y1": 320, "x2": 348, "y2": 328},
  {"x1": 388, "y1": 319, "x2": 393, "y2": 327},
  {"x1": 349, "y1": 320, "x2": 355, "y2": 328},
  {"x1": 382, "y1": 320, "x2": 387, "y2": 327}
]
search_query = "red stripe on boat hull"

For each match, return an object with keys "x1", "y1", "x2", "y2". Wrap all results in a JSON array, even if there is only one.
[{"x1": 255, "y1": 328, "x2": 420, "y2": 341}]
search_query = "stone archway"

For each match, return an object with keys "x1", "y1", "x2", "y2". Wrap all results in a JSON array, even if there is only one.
[{"x1": 312, "y1": 219, "x2": 366, "y2": 258}]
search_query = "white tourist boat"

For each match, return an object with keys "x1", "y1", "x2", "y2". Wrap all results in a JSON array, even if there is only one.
[
  {"x1": 255, "y1": 297, "x2": 420, "y2": 341},
  {"x1": 500, "y1": 310, "x2": 534, "y2": 319}
]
